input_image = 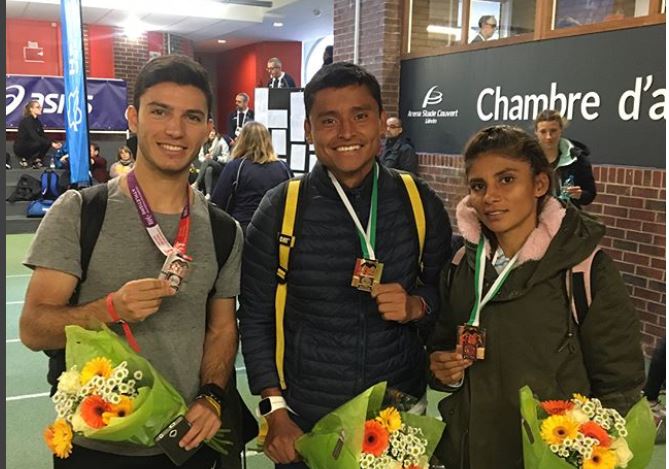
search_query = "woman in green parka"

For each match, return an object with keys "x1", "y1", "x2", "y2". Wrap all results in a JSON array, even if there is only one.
[{"x1": 428, "y1": 125, "x2": 645, "y2": 469}]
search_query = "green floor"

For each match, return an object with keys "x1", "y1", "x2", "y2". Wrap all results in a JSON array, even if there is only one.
[{"x1": 6, "y1": 234, "x2": 666, "y2": 468}]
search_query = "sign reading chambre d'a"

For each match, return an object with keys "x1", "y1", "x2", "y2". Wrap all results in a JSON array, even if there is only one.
[{"x1": 399, "y1": 25, "x2": 665, "y2": 168}]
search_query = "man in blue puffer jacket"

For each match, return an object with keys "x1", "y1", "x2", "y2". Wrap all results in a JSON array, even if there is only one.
[{"x1": 239, "y1": 62, "x2": 452, "y2": 467}]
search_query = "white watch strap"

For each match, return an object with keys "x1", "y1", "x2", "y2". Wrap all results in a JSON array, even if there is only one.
[{"x1": 257, "y1": 396, "x2": 294, "y2": 417}]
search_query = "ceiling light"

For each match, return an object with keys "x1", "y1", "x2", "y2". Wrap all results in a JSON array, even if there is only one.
[
  {"x1": 217, "y1": 39, "x2": 227, "y2": 44},
  {"x1": 123, "y1": 17, "x2": 146, "y2": 39},
  {"x1": 273, "y1": 22, "x2": 283, "y2": 27}
]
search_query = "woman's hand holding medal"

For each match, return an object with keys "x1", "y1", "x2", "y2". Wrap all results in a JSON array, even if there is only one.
[
  {"x1": 429, "y1": 345, "x2": 473, "y2": 386},
  {"x1": 110, "y1": 278, "x2": 175, "y2": 323},
  {"x1": 371, "y1": 283, "x2": 425, "y2": 323}
]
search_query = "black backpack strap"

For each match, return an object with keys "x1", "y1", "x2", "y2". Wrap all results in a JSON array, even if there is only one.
[
  {"x1": 207, "y1": 202, "x2": 238, "y2": 297},
  {"x1": 46, "y1": 184, "x2": 109, "y2": 395}
]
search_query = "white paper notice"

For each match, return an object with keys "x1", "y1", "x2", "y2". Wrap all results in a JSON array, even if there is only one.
[
  {"x1": 254, "y1": 88, "x2": 269, "y2": 126},
  {"x1": 290, "y1": 91, "x2": 305, "y2": 141},
  {"x1": 272, "y1": 129, "x2": 287, "y2": 155},
  {"x1": 309, "y1": 153, "x2": 318, "y2": 170},
  {"x1": 290, "y1": 144, "x2": 306, "y2": 171},
  {"x1": 268, "y1": 110, "x2": 288, "y2": 128}
]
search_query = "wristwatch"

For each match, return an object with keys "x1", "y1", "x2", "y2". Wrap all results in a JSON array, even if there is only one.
[{"x1": 257, "y1": 395, "x2": 291, "y2": 418}]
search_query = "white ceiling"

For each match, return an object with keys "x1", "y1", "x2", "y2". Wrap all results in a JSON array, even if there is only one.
[{"x1": 6, "y1": 0, "x2": 334, "y2": 52}]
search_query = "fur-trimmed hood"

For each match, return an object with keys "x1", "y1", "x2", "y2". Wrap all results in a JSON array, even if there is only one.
[{"x1": 455, "y1": 195, "x2": 604, "y2": 279}]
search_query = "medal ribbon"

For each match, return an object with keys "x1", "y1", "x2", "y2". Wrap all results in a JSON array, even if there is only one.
[
  {"x1": 328, "y1": 163, "x2": 379, "y2": 260},
  {"x1": 127, "y1": 171, "x2": 191, "y2": 256},
  {"x1": 467, "y1": 237, "x2": 519, "y2": 327}
]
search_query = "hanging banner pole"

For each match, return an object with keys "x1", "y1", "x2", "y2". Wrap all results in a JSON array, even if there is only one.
[{"x1": 60, "y1": 0, "x2": 91, "y2": 186}]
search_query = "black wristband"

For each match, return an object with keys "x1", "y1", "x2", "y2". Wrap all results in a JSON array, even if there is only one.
[{"x1": 197, "y1": 383, "x2": 226, "y2": 408}]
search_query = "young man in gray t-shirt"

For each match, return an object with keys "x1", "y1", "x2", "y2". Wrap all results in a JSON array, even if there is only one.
[{"x1": 20, "y1": 55, "x2": 241, "y2": 469}]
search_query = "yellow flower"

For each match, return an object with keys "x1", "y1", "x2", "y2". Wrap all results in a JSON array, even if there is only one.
[
  {"x1": 539, "y1": 415, "x2": 579, "y2": 445},
  {"x1": 80, "y1": 357, "x2": 113, "y2": 384},
  {"x1": 572, "y1": 393, "x2": 589, "y2": 404},
  {"x1": 375, "y1": 407, "x2": 402, "y2": 434},
  {"x1": 583, "y1": 446, "x2": 618, "y2": 469},
  {"x1": 102, "y1": 396, "x2": 134, "y2": 425},
  {"x1": 44, "y1": 419, "x2": 73, "y2": 459}
]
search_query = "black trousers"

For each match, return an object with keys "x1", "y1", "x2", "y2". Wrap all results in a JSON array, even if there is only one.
[
  {"x1": 644, "y1": 337, "x2": 666, "y2": 401},
  {"x1": 54, "y1": 444, "x2": 219, "y2": 469},
  {"x1": 14, "y1": 140, "x2": 51, "y2": 163}
]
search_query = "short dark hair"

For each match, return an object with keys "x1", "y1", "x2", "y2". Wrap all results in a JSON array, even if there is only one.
[
  {"x1": 237, "y1": 92, "x2": 249, "y2": 102},
  {"x1": 534, "y1": 109, "x2": 566, "y2": 130},
  {"x1": 464, "y1": 125, "x2": 554, "y2": 201},
  {"x1": 90, "y1": 142, "x2": 100, "y2": 154},
  {"x1": 478, "y1": 15, "x2": 496, "y2": 28},
  {"x1": 304, "y1": 62, "x2": 383, "y2": 117},
  {"x1": 133, "y1": 54, "x2": 213, "y2": 114}
]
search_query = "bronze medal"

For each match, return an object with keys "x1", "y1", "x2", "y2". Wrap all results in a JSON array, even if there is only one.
[
  {"x1": 351, "y1": 258, "x2": 384, "y2": 292},
  {"x1": 458, "y1": 324, "x2": 486, "y2": 361}
]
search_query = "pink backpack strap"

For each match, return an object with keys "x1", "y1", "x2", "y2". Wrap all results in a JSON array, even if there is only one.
[
  {"x1": 566, "y1": 247, "x2": 601, "y2": 325},
  {"x1": 451, "y1": 246, "x2": 466, "y2": 266}
]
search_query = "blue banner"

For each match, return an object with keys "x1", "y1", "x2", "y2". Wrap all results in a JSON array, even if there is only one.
[
  {"x1": 60, "y1": 0, "x2": 90, "y2": 185},
  {"x1": 6, "y1": 75, "x2": 128, "y2": 130}
]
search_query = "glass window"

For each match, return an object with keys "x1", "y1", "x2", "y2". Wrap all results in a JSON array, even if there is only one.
[
  {"x1": 409, "y1": 0, "x2": 464, "y2": 53},
  {"x1": 469, "y1": 0, "x2": 535, "y2": 43},
  {"x1": 553, "y1": 0, "x2": 650, "y2": 29}
]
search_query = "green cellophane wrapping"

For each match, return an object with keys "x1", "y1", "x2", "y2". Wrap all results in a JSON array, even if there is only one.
[
  {"x1": 519, "y1": 385, "x2": 656, "y2": 469},
  {"x1": 64, "y1": 325, "x2": 231, "y2": 453},
  {"x1": 295, "y1": 381, "x2": 446, "y2": 469}
]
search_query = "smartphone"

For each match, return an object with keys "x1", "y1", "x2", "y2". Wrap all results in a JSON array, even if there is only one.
[{"x1": 154, "y1": 415, "x2": 200, "y2": 466}]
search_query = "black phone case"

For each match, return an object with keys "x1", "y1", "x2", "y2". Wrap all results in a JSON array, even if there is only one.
[{"x1": 154, "y1": 415, "x2": 200, "y2": 466}]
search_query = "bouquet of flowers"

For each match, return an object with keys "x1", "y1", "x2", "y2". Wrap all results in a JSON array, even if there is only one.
[
  {"x1": 44, "y1": 325, "x2": 232, "y2": 459},
  {"x1": 295, "y1": 382, "x2": 445, "y2": 469},
  {"x1": 520, "y1": 386, "x2": 656, "y2": 469}
]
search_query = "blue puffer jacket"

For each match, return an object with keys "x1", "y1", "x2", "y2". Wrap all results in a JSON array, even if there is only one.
[{"x1": 239, "y1": 161, "x2": 452, "y2": 427}]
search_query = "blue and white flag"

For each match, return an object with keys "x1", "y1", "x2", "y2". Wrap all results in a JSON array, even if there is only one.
[{"x1": 60, "y1": 0, "x2": 90, "y2": 186}]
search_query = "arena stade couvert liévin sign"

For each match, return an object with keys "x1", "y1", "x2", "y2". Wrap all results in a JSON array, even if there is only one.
[{"x1": 399, "y1": 24, "x2": 665, "y2": 169}]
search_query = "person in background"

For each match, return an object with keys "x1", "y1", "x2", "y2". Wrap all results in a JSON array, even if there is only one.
[
  {"x1": 534, "y1": 109, "x2": 597, "y2": 208},
  {"x1": 192, "y1": 128, "x2": 230, "y2": 199},
  {"x1": 109, "y1": 145, "x2": 135, "y2": 178},
  {"x1": 14, "y1": 100, "x2": 62, "y2": 168},
  {"x1": 322, "y1": 45, "x2": 333, "y2": 67},
  {"x1": 267, "y1": 58, "x2": 296, "y2": 88},
  {"x1": 470, "y1": 15, "x2": 497, "y2": 43},
  {"x1": 89, "y1": 143, "x2": 109, "y2": 184},
  {"x1": 380, "y1": 116, "x2": 418, "y2": 174},
  {"x1": 228, "y1": 93, "x2": 254, "y2": 142},
  {"x1": 643, "y1": 337, "x2": 666, "y2": 423},
  {"x1": 240, "y1": 62, "x2": 451, "y2": 467},
  {"x1": 211, "y1": 121, "x2": 291, "y2": 232},
  {"x1": 428, "y1": 125, "x2": 644, "y2": 469}
]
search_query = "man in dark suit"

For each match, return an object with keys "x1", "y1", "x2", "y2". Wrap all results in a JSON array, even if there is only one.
[
  {"x1": 267, "y1": 57, "x2": 296, "y2": 88},
  {"x1": 227, "y1": 93, "x2": 254, "y2": 142}
]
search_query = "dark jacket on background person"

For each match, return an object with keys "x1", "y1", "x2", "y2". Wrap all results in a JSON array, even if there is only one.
[
  {"x1": 554, "y1": 138, "x2": 596, "y2": 207},
  {"x1": 227, "y1": 109, "x2": 255, "y2": 139},
  {"x1": 14, "y1": 115, "x2": 52, "y2": 160},
  {"x1": 429, "y1": 196, "x2": 645, "y2": 469},
  {"x1": 240, "y1": 161, "x2": 452, "y2": 428},
  {"x1": 211, "y1": 157, "x2": 291, "y2": 231},
  {"x1": 90, "y1": 155, "x2": 109, "y2": 184},
  {"x1": 380, "y1": 134, "x2": 418, "y2": 174},
  {"x1": 267, "y1": 72, "x2": 296, "y2": 88}
]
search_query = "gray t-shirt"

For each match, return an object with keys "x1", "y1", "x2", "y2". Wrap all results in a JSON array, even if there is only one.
[{"x1": 24, "y1": 177, "x2": 242, "y2": 455}]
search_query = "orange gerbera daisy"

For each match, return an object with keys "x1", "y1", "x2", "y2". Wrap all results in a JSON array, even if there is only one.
[
  {"x1": 580, "y1": 421, "x2": 611, "y2": 447},
  {"x1": 44, "y1": 419, "x2": 73, "y2": 459},
  {"x1": 102, "y1": 396, "x2": 134, "y2": 425},
  {"x1": 80, "y1": 357, "x2": 113, "y2": 384},
  {"x1": 540, "y1": 400, "x2": 574, "y2": 415},
  {"x1": 362, "y1": 419, "x2": 389, "y2": 457},
  {"x1": 79, "y1": 395, "x2": 111, "y2": 429}
]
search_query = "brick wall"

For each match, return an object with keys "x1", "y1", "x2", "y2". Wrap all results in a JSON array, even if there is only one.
[
  {"x1": 333, "y1": 0, "x2": 403, "y2": 116},
  {"x1": 418, "y1": 153, "x2": 666, "y2": 355}
]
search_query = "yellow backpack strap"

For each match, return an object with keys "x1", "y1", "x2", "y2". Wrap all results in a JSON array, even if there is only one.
[
  {"x1": 399, "y1": 173, "x2": 426, "y2": 269},
  {"x1": 274, "y1": 179, "x2": 301, "y2": 390}
]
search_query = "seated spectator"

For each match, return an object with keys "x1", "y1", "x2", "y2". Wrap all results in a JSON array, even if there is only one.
[
  {"x1": 534, "y1": 110, "x2": 597, "y2": 207},
  {"x1": 192, "y1": 128, "x2": 230, "y2": 199},
  {"x1": 380, "y1": 117, "x2": 418, "y2": 174},
  {"x1": 211, "y1": 121, "x2": 292, "y2": 231},
  {"x1": 109, "y1": 145, "x2": 135, "y2": 178},
  {"x1": 13, "y1": 100, "x2": 62, "y2": 168},
  {"x1": 89, "y1": 143, "x2": 109, "y2": 184}
]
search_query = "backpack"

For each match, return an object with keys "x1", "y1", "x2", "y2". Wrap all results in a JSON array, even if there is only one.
[
  {"x1": 272, "y1": 170, "x2": 427, "y2": 390},
  {"x1": 6, "y1": 174, "x2": 41, "y2": 202},
  {"x1": 44, "y1": 183, "x2": 258, "y2": 450},
  {"x1": 40, "y1": 169, "x2": 61, "y2": 200},
  {"x1": 449, "y1": 245, "x2": 602, "y2": 325},
  {"x1": 26, "y1": 199, "x2": 54, "y2": 217}
]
